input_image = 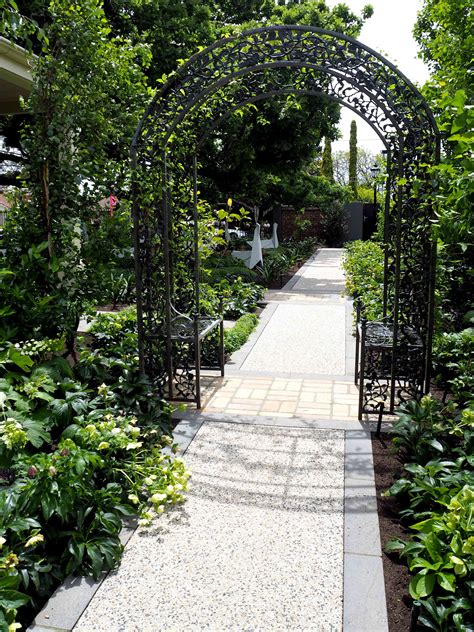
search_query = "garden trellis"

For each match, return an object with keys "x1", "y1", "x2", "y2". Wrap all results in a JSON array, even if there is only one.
[{"x1": 131, "y1": 25, "x2": 440, "y2": 414}]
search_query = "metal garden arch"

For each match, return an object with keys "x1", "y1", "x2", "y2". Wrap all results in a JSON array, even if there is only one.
[{"x1": 131, "y1": 25, "x2": 440, "y2": 416}]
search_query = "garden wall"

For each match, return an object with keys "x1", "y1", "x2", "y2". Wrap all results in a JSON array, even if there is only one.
[{"x1": 273, "y1": 206, "x2": 323, "y2": 240}]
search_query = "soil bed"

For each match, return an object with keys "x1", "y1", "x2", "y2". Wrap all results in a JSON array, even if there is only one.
[
  {"x1": 266, "y1": 262, "x2": 304, "y2": 289},
  {"x1": 371, "y1": 432, "x2": 412, "y2": 631}
]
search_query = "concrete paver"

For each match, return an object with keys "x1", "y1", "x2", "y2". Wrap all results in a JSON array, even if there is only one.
[
  {"x1": 239, "y1": 249, "x2": 349, "y2": 377},
  {"x1": 241, "y1": 302, "x2": 346, "y2": 374},
  {"x1": 202, "y1": 375, "x2": 359, "y2": 419}
]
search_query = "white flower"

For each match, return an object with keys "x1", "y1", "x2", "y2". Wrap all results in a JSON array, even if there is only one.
[
  {"x1": 25, "y1": 534, "x2": 45, "y2": 548},
  {"x1": 150, "y1": 493, "x2": 166, "y2": 503},
  {"x1": 0, "y1": 536, "x2": 6, "y2": 550},
  {"x1": 126, "y1": 441, "x2": 142, "y2": 450}
]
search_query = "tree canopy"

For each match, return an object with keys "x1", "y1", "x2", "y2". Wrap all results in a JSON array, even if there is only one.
[{"x1": 0, "y1": 0, "x2": 375, "y2": 222}]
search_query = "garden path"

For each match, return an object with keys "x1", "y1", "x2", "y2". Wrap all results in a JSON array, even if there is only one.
[
  {"x1": 36, "y1": 249, "x2": 387, "y2": 632},
  {"x1": 201, "y1": 248, "x2": 359, "y2": 419}
]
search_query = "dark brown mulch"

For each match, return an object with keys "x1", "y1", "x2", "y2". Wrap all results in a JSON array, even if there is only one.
[
  {"x1": 371, "y1": 432, "x2": 413, "y2": 632},
  {"x1": 0, "y1": 468, "x2": 15, "y2": 484},
  {"x1": 266, "y1": 262, "x2": 304, "y2": 289}
]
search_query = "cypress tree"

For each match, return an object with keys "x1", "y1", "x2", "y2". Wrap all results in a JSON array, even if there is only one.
[
  {"x1": 349, "y1": 120, "x2": 358, "y2": 197},
  {"x1": 321, "y1": 137, "x2": 334, "y2": 181}
]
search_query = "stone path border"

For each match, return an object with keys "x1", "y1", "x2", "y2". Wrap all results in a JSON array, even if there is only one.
[{"x1": 28, "y1": 414, "x2": 388, "y2": 632}]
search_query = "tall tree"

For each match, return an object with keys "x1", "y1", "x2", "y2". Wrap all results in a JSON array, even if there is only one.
[
  {"x1": 320, "y1": 137, "x2": 334, "y2": 182},
  {"x1": 4, "y1": 0, "x2": 150, "y2": 341},
  {"x1": 198, "y1": 1, "x2": 373, "y2": 209},
  {"x1": 348, "y1": 119, "x2": 358, "y2": 197},
  {"x1": 333, "y1": 147, "x2": 384, "y2": 188}
]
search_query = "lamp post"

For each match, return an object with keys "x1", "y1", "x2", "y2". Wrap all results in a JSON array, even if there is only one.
[{"x1": 370, "y1": 163, "x2": 381, "y2": 209}]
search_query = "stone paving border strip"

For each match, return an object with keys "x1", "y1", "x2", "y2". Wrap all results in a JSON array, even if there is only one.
[
  {"x1": 224, "y1": 368, "x2": 356, "y2": 380},
  {"x1": 175, "y1": 409, "x2": 363, "y2": 431},
  {"x1": 344, "y1": 429, "x2": 389, "y2": 631},
  {"x1": 199, "y1": 375, "x2": 360, "y2": 419},
  {"x1": 28, "y1": 522, "x2": 137, "y2": 632}
]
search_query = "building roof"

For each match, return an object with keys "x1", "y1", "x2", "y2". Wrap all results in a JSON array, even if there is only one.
[
  {"x1": 0, "y1": 36, "x2": 34, "y2": 114},
  {"x1": 0, "y1": 192, "x2": 12, "y2": 209}
]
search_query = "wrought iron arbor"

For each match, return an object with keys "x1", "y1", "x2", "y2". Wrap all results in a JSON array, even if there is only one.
[{"x1": 131, "y1": 25, "x2": 440, "y2": 414}]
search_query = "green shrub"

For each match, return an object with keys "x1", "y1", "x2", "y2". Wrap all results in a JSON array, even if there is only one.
[
  {"x1": 320, "y1": 201, "x2": 347, "y2": 247},
  {"x1": 88, "y1": 306, "x2": 138, "y2": 352},
  {"x1": 342, "y1": 240, "x2": 384, "y2": 320},
  {"x1": 255, "y1": 250, "x2": 291, "y2": 285},
  {"x1": 432, "y1": 328, "x2": 474, "y2": 404},
  {"x1": 224, "y1": 313, "x2": 259, "y2": 354},
  {"x1": 201, "y1": 253, "x2": 257, "y2": 284},
  {"x1": 200, "y1": 279, "x2": 264, "y2": 320},
  {"x1": 282, "y1": 237, "x2": 318, "y2": 263},
  {"x1": 220, "y1": 279, "x2": 264, "y2": 319}
]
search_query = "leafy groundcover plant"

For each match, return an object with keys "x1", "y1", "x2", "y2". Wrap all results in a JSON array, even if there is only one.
[
  {"x1": 384, "y1": 396, "x2": 474, "y2": 631},
  {"x1": 0, "y1": 309, "x2": 190, "y2": 630},
  {"x1": 224, "y1": 314, "x2": 259, "y2": 354},
  {"x1": 200, "y1": 278, "x2": 264, "y2": 321},
  {"x1": 432, "y1": 326, "x2": 474, "y2": 405}
]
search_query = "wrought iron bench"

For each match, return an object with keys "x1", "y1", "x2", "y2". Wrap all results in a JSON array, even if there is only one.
[
  {"x1": 167, "y1": 308, "x2": 225, "y2": 409},
  {"x1": 354, "y1": 300, "x2": 424, "y2": 428}
]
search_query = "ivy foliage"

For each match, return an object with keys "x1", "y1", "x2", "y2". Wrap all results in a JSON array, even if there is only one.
[
  {"x1": 414, "y1": 0, "x2": 474, "y2": 331},
  {"x1": 3, "y1": 0, "x2": 150, "y2": 344}
]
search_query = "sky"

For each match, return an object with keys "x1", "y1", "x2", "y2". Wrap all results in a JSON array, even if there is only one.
[{"x1": 324, "y1": 0, "x2": 430, "y2": 155}]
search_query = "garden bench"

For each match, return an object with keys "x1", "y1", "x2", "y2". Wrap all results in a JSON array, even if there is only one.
[
  {"x1": 167, "y1": 308, "x2": 225, "y2": 409},
  {"x1": 354, "y1": 300, "x2": 424, "y2": 426}
]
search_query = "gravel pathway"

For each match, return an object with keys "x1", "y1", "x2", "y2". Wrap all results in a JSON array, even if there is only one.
[
  {"x1": 240, "y1": 248, "x2": 348, "y2": 376},
  {"x1": 74, "y1": 422, "x2": 345, "y2": 632}
]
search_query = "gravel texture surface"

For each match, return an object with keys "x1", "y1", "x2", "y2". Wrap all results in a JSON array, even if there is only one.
[
  {"x1": 74, "y1": 422, "x2": 345, "y2": 632},
  {"x1": 292, "y1": 249, "x2": 345, "y2": 293},
  {"x1": 241, "y1": 303, "x2": 346, "y2": 375},
  {"x1": 240, "y1": 249, "x2": 347, "y2": 375}
]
